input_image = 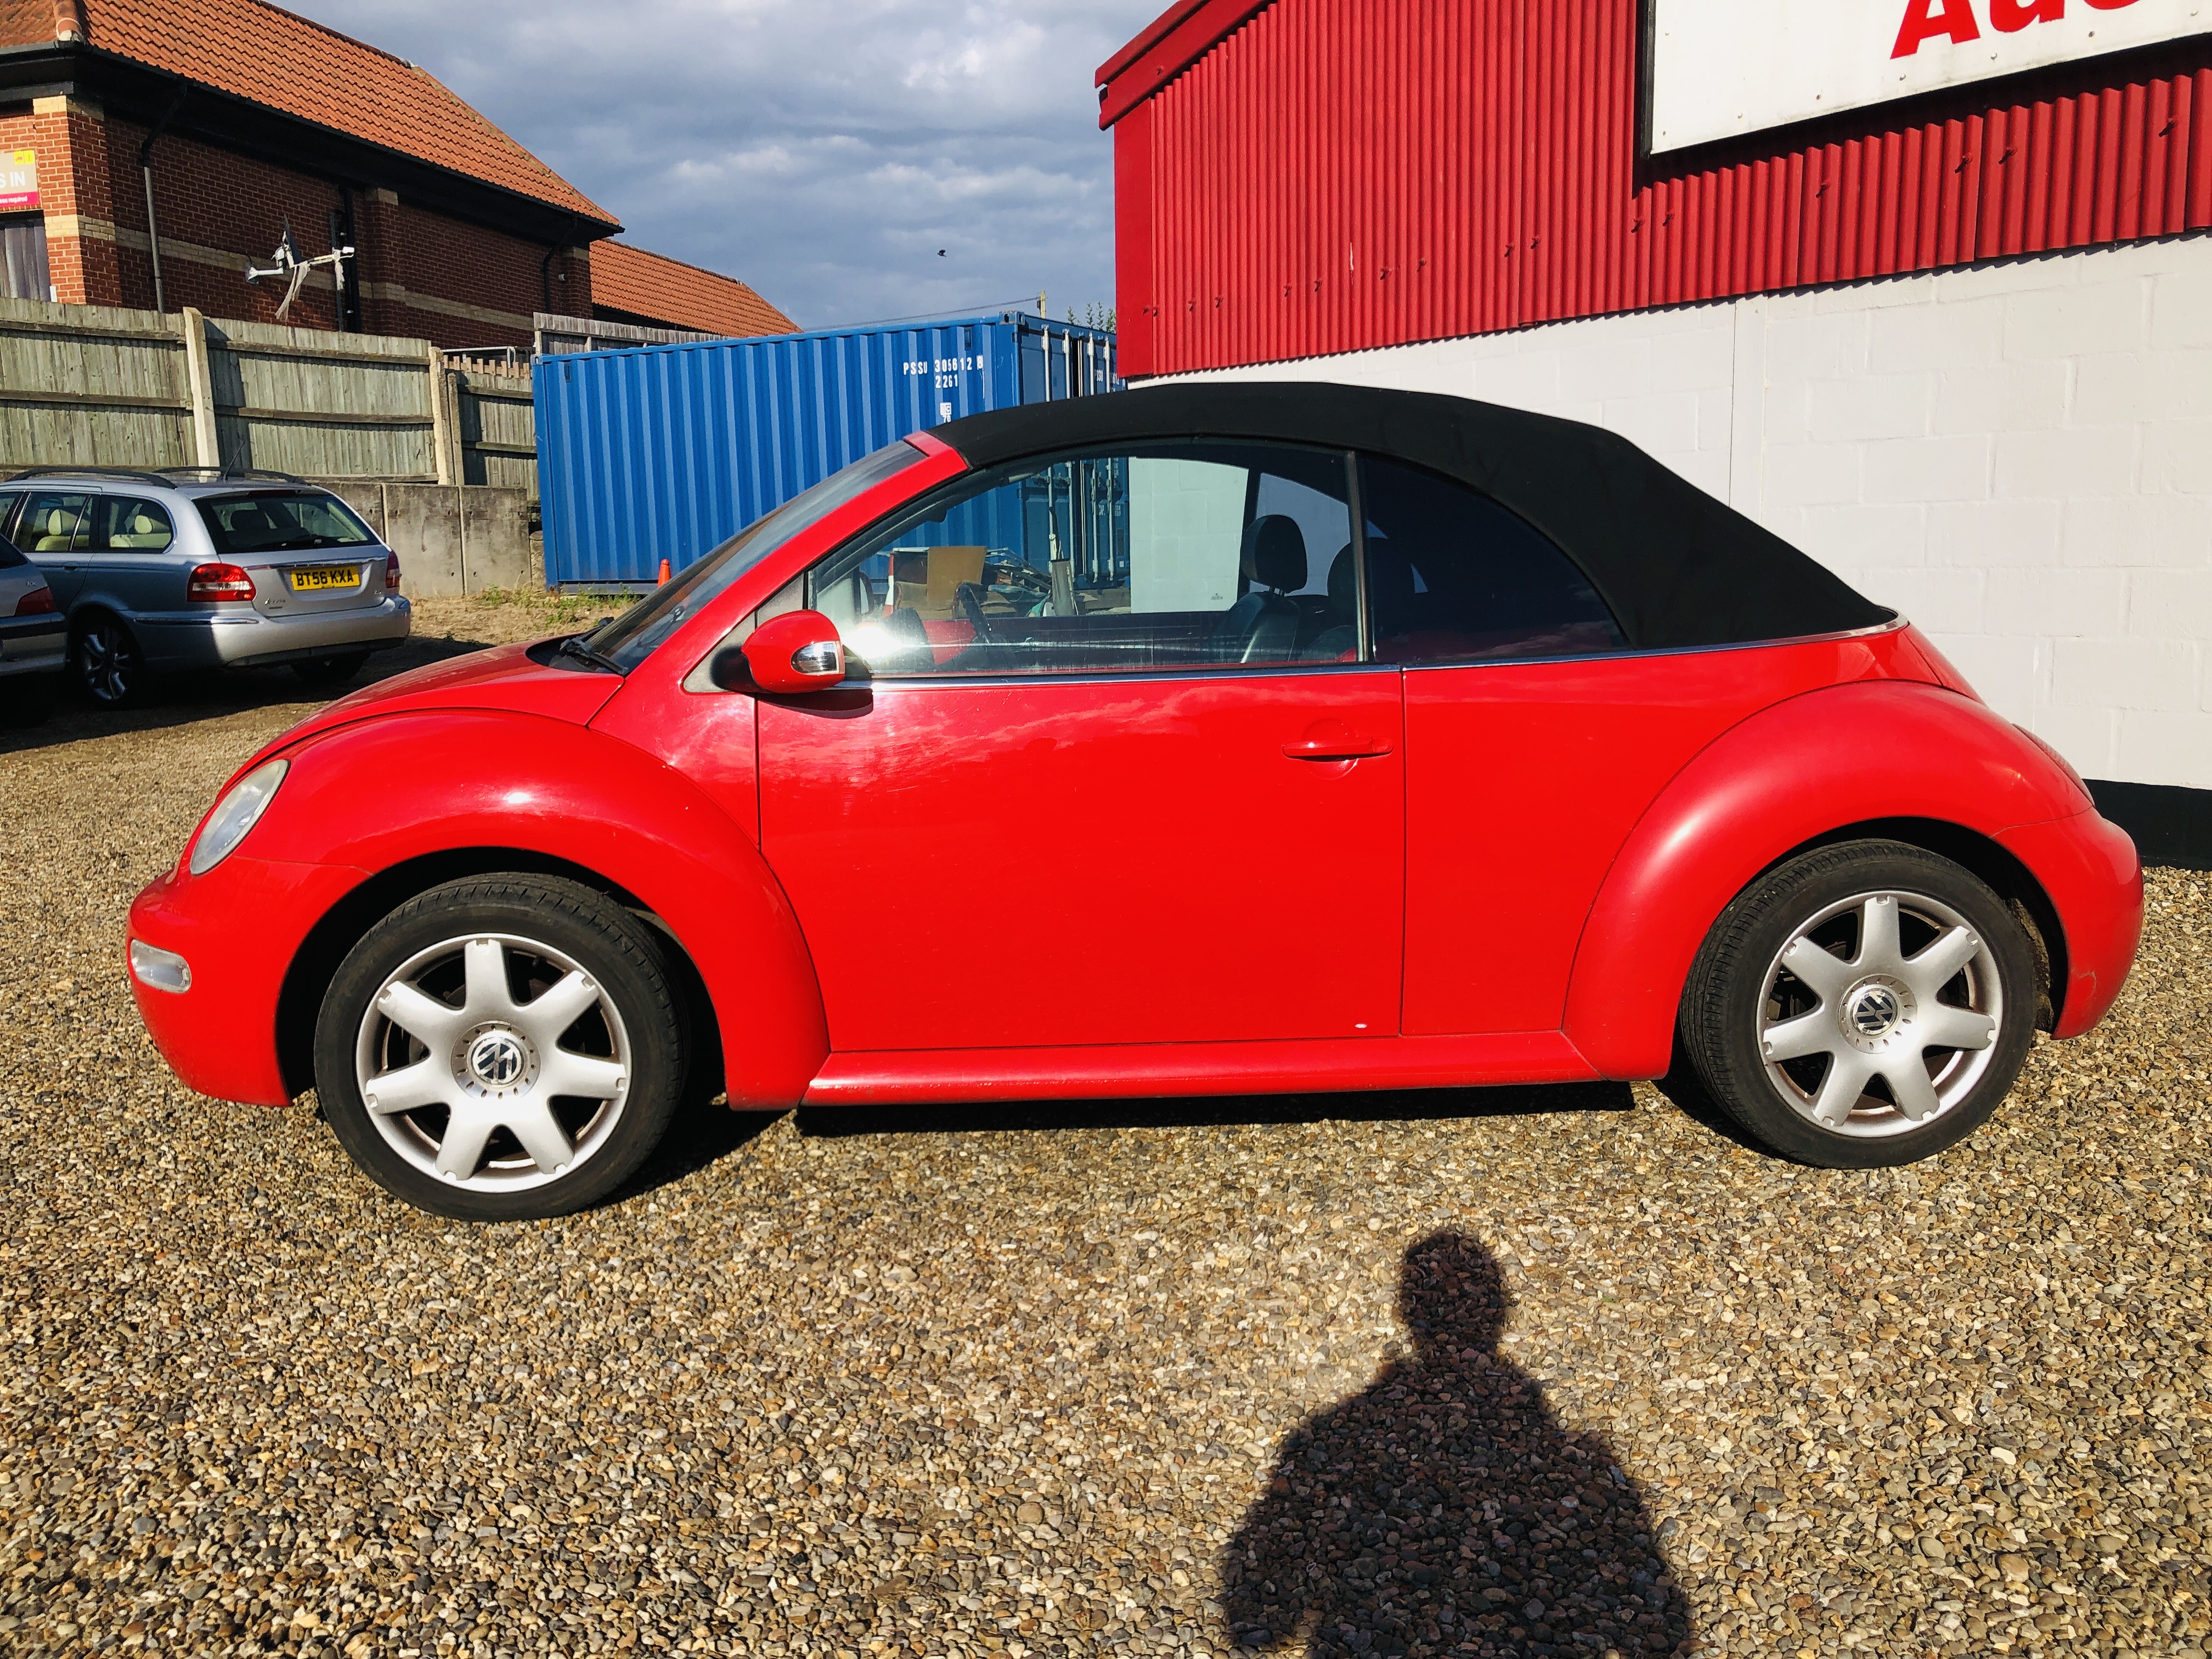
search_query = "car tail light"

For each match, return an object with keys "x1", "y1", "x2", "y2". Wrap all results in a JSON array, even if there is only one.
[
  {"x1": 385, "y1": 549, "x2": 401, "y2": 594},
  {"x1": 187, "y1": 562, "x2": 256, "y2": 603},
  {"x1": 13, "y1": 583, "x2": 55, "y2": 616}
]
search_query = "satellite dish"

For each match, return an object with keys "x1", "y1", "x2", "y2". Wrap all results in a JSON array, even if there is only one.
[{"x1": 246, "y1": 218, "x2": 355, "y2": 322}]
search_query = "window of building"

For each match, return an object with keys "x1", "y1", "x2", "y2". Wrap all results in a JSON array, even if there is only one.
[
  {"x1": 1357, "y1": 456, "x2": 1624, "y2": 664},
  {"x1": 806, "y1": 441, "x2": 1357, "y2": 678},
  {"x1": 1, "y1": 215, "x2": 50, "y2": 302}
]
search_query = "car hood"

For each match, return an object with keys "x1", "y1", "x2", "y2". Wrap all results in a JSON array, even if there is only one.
[{"x1": 240, "y1": 640, "x2": 625, "y2": 773}]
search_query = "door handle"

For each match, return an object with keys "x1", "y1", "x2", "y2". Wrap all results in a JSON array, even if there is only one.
[{"x1": 1282, "y1": 728, "x2": 1392, "y2": 760}]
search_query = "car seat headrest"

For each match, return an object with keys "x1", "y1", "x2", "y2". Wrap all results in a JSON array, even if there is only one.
[
  {"x1": 1243, "y1": 514, "x2": 1307, "y2": 593},
  {"x1": 1327, "y1": 544, "x2": 1357, "y2": 615}
]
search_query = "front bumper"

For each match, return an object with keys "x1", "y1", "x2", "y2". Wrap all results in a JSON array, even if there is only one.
[
  {"x1": 137, "y1": 596, "x2": 411, "y2": 671},
  {"x1": 1998, "y1": 806, "x2": 2144, "y2": 1040},
  {"x1": 128, "y1": 855, "x2": 368, "y2": 1105}
]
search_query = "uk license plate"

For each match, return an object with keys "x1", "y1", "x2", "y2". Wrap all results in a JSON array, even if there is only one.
[{"x1": 288, "y1": 565, "x2": 359, "y2": 592}]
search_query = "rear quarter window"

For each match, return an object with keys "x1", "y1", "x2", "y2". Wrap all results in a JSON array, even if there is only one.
[
  {"x1": 1357, "y1": 455, "x2": 1624, "y2": 663},
  {"x1": 86, "y1": 496, "x2": 176, "y2": 552}
]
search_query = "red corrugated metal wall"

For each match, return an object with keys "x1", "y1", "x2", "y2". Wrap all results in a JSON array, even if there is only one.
[{"x1": 1108, "y1": 0, "x2": 2212, "y2": 377}]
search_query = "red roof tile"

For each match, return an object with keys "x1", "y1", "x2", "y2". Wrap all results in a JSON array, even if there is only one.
[
  {"x1": 5, "y1": 0, "x2": 613, "y2": 223},
  {"x1": 591, "y1": 240, "x2": 796, "y2": 337}
]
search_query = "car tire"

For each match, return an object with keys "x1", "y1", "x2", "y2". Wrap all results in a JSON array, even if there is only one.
[
  {"x1": 293, "y1": 651, "x2": 370, "y2": 687},
  {"x1": 71, "y1": 613, "x2": 144, "y2": 708},
  {"x1": 1679, "y1": 839, "x2": 2036, "y2": 1169},
  {"x1": 313, "y1": 874, "x2": 689, "y2": 1221}
]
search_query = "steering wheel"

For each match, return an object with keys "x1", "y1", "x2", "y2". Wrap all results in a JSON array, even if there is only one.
[{"x1": 954, "y1": 582, "x2": 1000, "y2": 646}]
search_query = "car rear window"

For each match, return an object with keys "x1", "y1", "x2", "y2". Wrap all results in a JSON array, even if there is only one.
[
  {"x1": 195, "y1": 491, "x2": 377, "y2": 556},
  {"x1": 0, "y1": 532, "x2": 22, "y2": 569}
]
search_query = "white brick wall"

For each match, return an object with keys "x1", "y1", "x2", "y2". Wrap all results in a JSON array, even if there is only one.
[{"x1": 1169, "y1": 234, "x2": 2212, "y2": 791}]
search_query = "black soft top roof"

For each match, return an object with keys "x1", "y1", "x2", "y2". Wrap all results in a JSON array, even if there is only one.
[{"x1": 935, "y1": 381, "x2": 1891, "y2": 651}]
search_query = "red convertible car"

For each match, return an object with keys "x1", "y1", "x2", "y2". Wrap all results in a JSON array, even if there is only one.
[{"x1": 126, "y1": 385, "x2": 2141, "y2": 1220}]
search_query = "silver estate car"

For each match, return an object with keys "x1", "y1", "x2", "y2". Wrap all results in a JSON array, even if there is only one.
[{"x1": 1, "y1": 466, "x2": 411, "y2": 707}]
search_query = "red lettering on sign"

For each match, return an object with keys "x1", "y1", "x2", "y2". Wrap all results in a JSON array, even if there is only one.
[
  {"x1": 1990, "y1": 0, "x2": 2062, "y2": 30},
  {"x1": 1892, "y1": 0, "x2": 1984, "y2": 56},
  {"x1": 2081, "y1": 0, "x2": 2141, "y2": 9}
]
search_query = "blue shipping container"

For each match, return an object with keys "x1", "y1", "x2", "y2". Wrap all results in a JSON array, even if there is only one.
[{"x1": 535, "y1": 312, "x2": 1118, "y2": 588}]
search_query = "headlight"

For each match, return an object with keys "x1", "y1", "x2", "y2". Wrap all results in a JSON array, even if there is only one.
[{"x1": 188, "y1": 758, "x2": 289, "y2": 876}]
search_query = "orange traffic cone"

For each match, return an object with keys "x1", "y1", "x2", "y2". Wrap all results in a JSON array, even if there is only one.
[{"x1": 657, "y1": 557, "x2": 672, "y2": 584}]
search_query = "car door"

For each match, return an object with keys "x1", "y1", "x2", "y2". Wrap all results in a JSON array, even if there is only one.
[
  {"x1": 753, "y1": 439, "x2": 1406, "y2": 1053},
  {"x1": 13, "y1": 490, "x2": 93, "y2": 607},
  {"x1": 76, "y1": 494, "x2": 181, "y2": 624},
  {"x1": 1367, "y1": 455, "x2": 1805, "y2": 1038}
]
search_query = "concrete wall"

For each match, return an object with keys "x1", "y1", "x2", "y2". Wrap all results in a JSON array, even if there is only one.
[
  {"x1": 314, "y1": 481, "x2": 532, "y2": 599},
  {"x1": 1170, "y1": 233, "x2": 2212, "y2": 793}
]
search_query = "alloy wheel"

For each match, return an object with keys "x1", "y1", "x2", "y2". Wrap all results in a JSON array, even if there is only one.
[
  {"x1": 353, "y1": 932, "x2": 632, "y2": 1192},
  {"x1": 76, "y1": 620, "x2": 136, "y2": 704},
  {"x1": 1756, "y1": 889, "x2": 2001, "y2": 1138}
]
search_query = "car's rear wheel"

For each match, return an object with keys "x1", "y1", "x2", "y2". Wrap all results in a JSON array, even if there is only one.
[
  {"x1": 1679, "y1": 839, "x2": 2036, "y2": 1167},
  {"x1": 293, "y1": 650, "x2": 370, "y2": 687},
  {"x1": 313, "y1": 876, "x2": 687, "y2": 1220},
  {"x1": 71, "y1": 614, "x2": 143, "y2": 707}
]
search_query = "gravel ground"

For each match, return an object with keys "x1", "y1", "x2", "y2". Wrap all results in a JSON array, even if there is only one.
[{"x1": 2, "y1": 594, "x2": 2208, "y2": 1659}]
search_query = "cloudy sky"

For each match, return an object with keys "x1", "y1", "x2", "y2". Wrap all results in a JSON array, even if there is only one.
[{"x1": 287, "y1": 0, "x2": 1161, "y2": 331}]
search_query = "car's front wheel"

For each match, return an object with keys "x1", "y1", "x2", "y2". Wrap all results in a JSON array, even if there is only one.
[
  {"x1": 71, "y1": 614, "x2": 144, "y2": 707},
  {"x1": 313, "y1": 876, "x2": 687, "y2": 1220},
  {"x1": 1679, "y1": 839, "x2": 2036, "y2": 1167}
]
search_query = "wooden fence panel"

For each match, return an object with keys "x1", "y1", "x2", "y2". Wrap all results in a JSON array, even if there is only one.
[
  {"x1": 0, "y1": 297, "x2": 539, "y2": 496},
  {"x1": 207, "y1": 317, "x2": 438, "y2": 482},
  {"x1": 0, "y1": 295, "x2": 192, "y2": 469},
  {"x1": 450, "y1": 356, "x2": 537, "y2": 495}
]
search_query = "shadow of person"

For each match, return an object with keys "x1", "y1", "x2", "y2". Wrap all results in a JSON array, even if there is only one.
[{"x1": 1224, "y1": 1232, "x2": 1691, "y2": 1659}]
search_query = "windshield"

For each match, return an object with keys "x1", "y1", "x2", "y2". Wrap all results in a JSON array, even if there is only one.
[
  {"x1": 583, "y1": 439, "x2": 929, "y2": 670},
  {"x1": 196, "y1": 491, "x2": 378, "y2": 556}
]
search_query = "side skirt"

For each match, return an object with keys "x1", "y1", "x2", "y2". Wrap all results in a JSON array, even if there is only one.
[{"x1": 805, "y1": 1030, "x2": 1601, "y2": 1105}]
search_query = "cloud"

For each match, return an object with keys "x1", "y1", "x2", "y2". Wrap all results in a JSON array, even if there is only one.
[{"x1": 285, "y1": 0, "x2": 1160, "y2": 329}]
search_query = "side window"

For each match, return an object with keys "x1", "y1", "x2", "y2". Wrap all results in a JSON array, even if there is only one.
[
  {"x1": 14, "y1": 492, "x2": 91, "y2": 555},
  {"x1": 0, "y1": 492, "x2": 24, "y2": 545},
  {"x1": 0, "y1": 213, "x2": 49, "y2": 302},
  {"x1": 807, "y1": 442, "x2": 1357, "y2": 678},
  {"x1": 82, "y1": 496, "x2": 176, "y2": 554},
  {"x1": 1357, "y1": 457, "x2": 1624, "y2": 663}
]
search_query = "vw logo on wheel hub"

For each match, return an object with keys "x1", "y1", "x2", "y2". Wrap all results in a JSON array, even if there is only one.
[
  {"x1": 469, "y1": 1030, "x2": 527, "y2": 1087},
  {"x1": 1849, "y1": 984, "x2": 1900, "y2": 1036},
  {"x1": 1839, "y1": 975, "x2": 1914, "y2": 1048},
  {"x1": 453, "y1": 1023, "x2": 537, "y2": 1097}
]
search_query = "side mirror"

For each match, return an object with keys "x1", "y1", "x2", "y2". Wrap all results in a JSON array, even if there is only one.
[{"x1": 742, "y1": 608, "x2": 847, "y2": 692}]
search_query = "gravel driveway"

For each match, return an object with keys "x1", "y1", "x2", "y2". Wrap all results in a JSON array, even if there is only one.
[{"x1": 2, "y1": 596, "x2": 2207, "y2": 1659}]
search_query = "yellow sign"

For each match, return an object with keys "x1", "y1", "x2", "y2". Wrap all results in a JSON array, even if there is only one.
[
  {"x1": 0, "y1": 149, "x2": 36, "y2": 213},
  {"x1": 288, "y1": 566, "x2": 360, "y2": 592}
]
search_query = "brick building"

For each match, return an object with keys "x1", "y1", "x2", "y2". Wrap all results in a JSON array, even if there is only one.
[{"x1": 0, "y1": 0, "x2": 789, "y2": 351}]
